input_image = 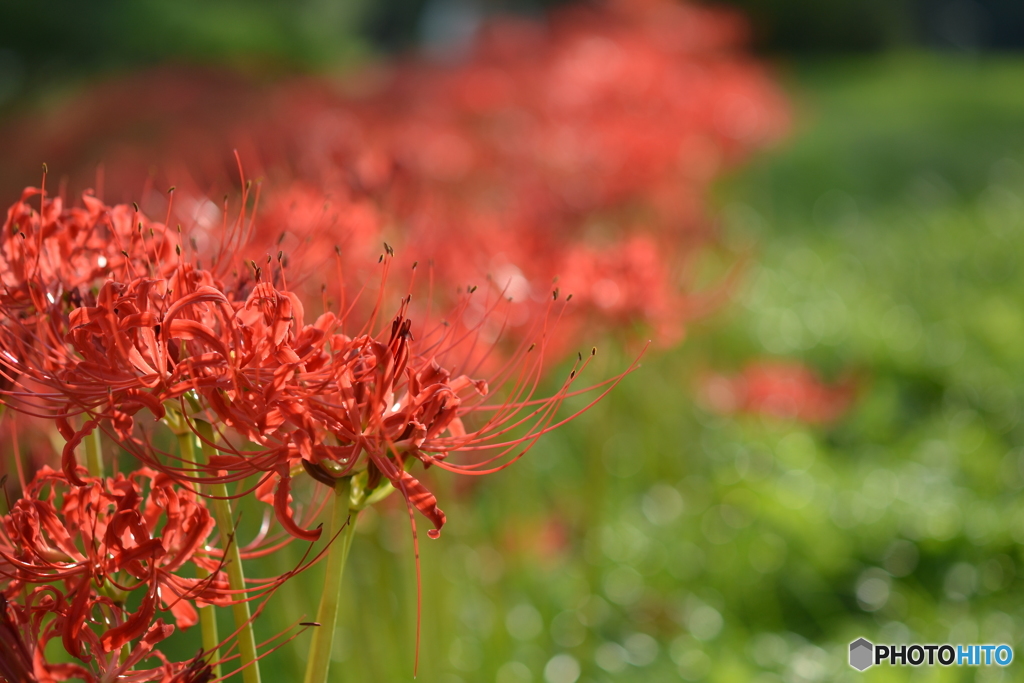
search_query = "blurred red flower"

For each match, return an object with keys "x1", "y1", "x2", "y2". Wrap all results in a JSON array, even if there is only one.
[
  {"x1": 0, "y1": 0, "x2": 789, "y2": 364},
  {"x1": 700, "y1": 360, "x2": 857, "y2": 424}
]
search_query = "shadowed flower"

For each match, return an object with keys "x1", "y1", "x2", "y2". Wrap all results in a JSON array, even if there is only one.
[
  {"x1": 0, "y1": 467, "x2": 230, "y2": 659},
  {"x1": 2, "y1": 589, "x2": 220, "y2": 682}
]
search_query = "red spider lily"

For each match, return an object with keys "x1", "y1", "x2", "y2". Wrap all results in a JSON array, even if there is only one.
[
  {"x1": 1, "y1": 463, "x2": 320, "y2": 681},
  {"x1": 699, "y1": 360, "x2": 858, "y2": 424},
  {"x1": 0, "y1": 181, "x2": 181, "y2": 434},
  {"x1": 0, "y1": 189, "x2": 638, "y2": 547},
  {"x1": 314, "y1": 0, "x2": 788, "y2": 352},
  {"x1": 2, "y1": 590, "x2": 219, "y2": 682},
  {"x1": 360, "y1": 0, "x2": 787, "y2": 219},
  {"x1": 0, "y1": 467, "x2": 232, "y2": 658},
  {"x1": 1, "y1": 184, "x2": 178, "y2": 310}
]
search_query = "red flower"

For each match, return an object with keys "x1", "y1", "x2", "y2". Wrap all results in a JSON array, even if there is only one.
[
  {"x1": 700, "y1": 360, "x2": 857, "y2": 424},
  {"x1": 197, "y1": 274, "x2": 636, "y2": 543},
  {"x1": 0, "y1": 189, "x2": 637, "y2": 547},
  {"x1": 1, "y1": 467, "x2": 230, "y2": 658},
  {"x1": 2, "y1": 589, "x2": 215, "y2": 682}
]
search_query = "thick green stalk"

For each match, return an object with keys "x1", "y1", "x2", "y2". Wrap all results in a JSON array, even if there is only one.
[
  {"x1": 304, "y1": 477, "x2": 357, "y2": 683},
  {"x1": 195, "y1": 420, "x2": 261, "y2": 683},
  {"x1": 84, "y1": 423, "x2": 103, "y2": 478},
  {"x1": 176, "y1": 430, "x2": 222, "y2": 679}
]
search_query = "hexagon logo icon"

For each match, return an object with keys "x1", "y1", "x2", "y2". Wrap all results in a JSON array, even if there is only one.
[{"x1": 849, "y1": 638, "x2": 874, "y2": 671}]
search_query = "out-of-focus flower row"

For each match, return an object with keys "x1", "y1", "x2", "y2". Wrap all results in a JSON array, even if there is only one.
[{"x1": 0, "y1": 0, "x2": 788, "y2": 358}]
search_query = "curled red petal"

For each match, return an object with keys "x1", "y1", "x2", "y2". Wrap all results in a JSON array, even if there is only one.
[
  {"x1": 110, "y1": 537, "x2": 165, "y2": 572},
  {"x1": 35, "y1": 660, "x2": 96, "y2": 683},
  {"x1": 60, "y1": 420, "x2": 97, "y2": 487},
  {"x1": 101, "y1": 586, "x2": 157, "y2": 653},
  {"x1": 62, "y1": 574, "x2": 93, "y2": 661},
  {"x1": 395, "y1": 468, "x2": 446, "y2": 539},
  {"x1": 54, "y1": 414, "x2": 75, "y2": 442},
  {"x1": 274, "y1": 470, "x2": 322, "y2": 541},
  {"x1": 119, "y1": 388, "x2": 167, "y2": 420}
]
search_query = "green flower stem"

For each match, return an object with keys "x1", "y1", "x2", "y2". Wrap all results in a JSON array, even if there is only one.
[
  {"x1": 84, "y1": 422, "x2": 103, "y2": 478},
  {"x1": 304, "y1": 477, "x2": 357, "y2": 683},
  {"x1": 195, "y1": 420, "x2": 261, "y2": 683},
  {"x1": 176, "y1": 430, "x2": 222, "y2": 680}
]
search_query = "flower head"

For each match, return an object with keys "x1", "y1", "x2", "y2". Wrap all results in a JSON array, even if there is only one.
[
  {"x1": 1, "y1": 467, "x2": 231, "y2": 657},
  {"x1": 0, "y1": 188, "x2": 637, "y2": 546}
]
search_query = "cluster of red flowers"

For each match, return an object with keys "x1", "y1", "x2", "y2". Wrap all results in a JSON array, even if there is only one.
[
  {"x1": 0, "y1": 0, "x2": 788, "y2": 360},
  {"x1": 1, "y1": 468, "x2": 223, "y2": 682},
  {"x1": 0, "y1": 170, "x2": 628, "y2": 678},
  {"x1": 344, "y1": 0, "x2": 788, "y2": 348}
]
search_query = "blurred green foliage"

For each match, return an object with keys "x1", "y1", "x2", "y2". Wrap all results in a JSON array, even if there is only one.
[
  {"x1": 0, "y1": 0, "x2": 372, "y2": 109},
  {"x1": 713, "y1": 0, "x2": 914, "y2": 52},
  {"x1": 1, "y1": 0, "x2": 374, "y2": 66}
]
